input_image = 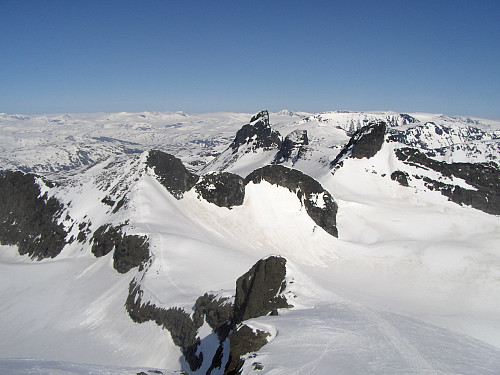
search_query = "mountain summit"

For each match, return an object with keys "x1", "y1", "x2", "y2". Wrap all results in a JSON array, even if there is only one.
[{"x1": 1, "y1": 110, "x2": 500, "y2": 374}]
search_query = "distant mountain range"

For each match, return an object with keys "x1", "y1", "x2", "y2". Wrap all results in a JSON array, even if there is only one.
[{"x1": 1, "y1": 110, "x2": 500, "y2": 374}]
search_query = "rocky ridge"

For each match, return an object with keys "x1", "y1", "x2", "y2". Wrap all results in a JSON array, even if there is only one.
[
  {"x1": 246, "y1": 165, "x2": 338, "y2": 237},
  {"x1": 330, "y1": 121, "x2": 387, "y2": 168},
  {"x1": 126, "y1": 256, "x2": 292, "y2": 374},
  {"x1": 2, "y1": 110, "x2": 500, "y2": 374},
  {"x1": 395, "y1": 147, "x2": 500, "y2": 215}
]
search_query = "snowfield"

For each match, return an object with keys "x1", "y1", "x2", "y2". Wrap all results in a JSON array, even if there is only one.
[{"x1": 1, "y1": 110, "x2": 500, "y2": 374}]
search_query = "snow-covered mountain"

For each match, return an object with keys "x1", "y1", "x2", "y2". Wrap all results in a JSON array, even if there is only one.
[{"x1": 1, "y1": 110, "x2": 500, "y2": 374}]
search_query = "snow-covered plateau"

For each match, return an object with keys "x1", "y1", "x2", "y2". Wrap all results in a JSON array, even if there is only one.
[{"x1": 0, "y1": 110, "x2": 499, "y2": 374}]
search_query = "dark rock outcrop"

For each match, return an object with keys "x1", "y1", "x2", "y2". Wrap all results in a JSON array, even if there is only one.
[
  {"x1": 193, "y1": 293, "x2": 233, "y2": 339},
  {"x1": 399, "y1": 113, "x2": 418, "y2": 124},
  {"x1": 245, "y1": 165, "x2": 338, "y2": 237},
  {"x1": 126, "y1": 281, "x2": 203, "y2": 371},
  {"x1": 351, "y1": 121, "x2": 386, "y2": 159},
  {"x1": 195, "y1": 172, "x2": 245, "y2": 208},
  {"x1": 233, "y1": 256, "x2": 290, "y2": 323},
  {"x1": 330, "y1": 121, "x2": 387, "y2": 167},
  {"x1": 126, "y1": 256, "x2": 292, "y2": 374},
  {"x1": 274, "y1": 129, "x2": 308, "y2": 164},
  {"x1": 230, "y1": 110, "x2": 282, "y2": 153},
  {"x1": 0, "y1": 171, "x2": 68, "y2": 259},
  {"x1": 91, "y1": 224, "x2": 149, "y2": 273},
  {"x1": 224, "y1": 325, "x2": 270, "y2": 375},
  {"x1": 225, "y1": 256, "x2": 291, "y2": 374},
  {"x1": 396, "y1": 147, "x2": 500, "y2": 215},
  {"x1": 146, "y1": 150, "x2": 199, "y2": 199},
  {"x1": 391, "y1": 170, "x2": 410, "y2": 187}
]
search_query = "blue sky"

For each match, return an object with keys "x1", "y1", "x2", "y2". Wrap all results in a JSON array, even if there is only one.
[{"x1": 1, "y1": 0, "x2": 499, "y2": 118}]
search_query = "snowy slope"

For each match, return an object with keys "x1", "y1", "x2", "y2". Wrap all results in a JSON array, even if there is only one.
[{"x1": 1, "y1": 110, "x2": 500, "y2": 374}]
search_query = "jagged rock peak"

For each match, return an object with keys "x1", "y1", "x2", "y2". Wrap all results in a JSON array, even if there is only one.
[
  {"x1": 230, "y1": 111, "x2": 281, "y2": 152},
  {"x1": 225, "y1": 256, "x2": 292, "y2": 374},
  {"x1": 126, "y1": 255, "x2": 294, "y2": 373},
  {"x1": 146, "y1": 150, "x2": 199, "y2": 199},
  {"x1": 330, "y1": 121, "x2": 386, "y2": 167},
  {"x1": 250, "y1": 110, "x2": 269, "y2": 124},
  {"x1": 274, "y1": 129, "x2": 309, "y2": 164}
]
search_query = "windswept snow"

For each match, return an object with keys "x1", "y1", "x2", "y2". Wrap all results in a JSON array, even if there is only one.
[{"x1": 1, "y1": 110, "x2": 500, "y2": 374}]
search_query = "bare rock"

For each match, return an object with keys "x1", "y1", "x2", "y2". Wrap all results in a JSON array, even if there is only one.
[{"x1": 146, "y1": 150, "x2": 199, "y2": 199}]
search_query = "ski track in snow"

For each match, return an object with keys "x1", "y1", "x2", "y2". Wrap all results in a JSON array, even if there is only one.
[
  {"x1": 2, "y1": 110, "x2": 500, "y2": 374},
  {"x1": 353, "y1": 305, "x2": 442, "y2": 374}
]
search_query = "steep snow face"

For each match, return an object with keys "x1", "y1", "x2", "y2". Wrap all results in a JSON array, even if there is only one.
[{"x1": 1, "y1": 110, "x2": 500, "y2": 374}]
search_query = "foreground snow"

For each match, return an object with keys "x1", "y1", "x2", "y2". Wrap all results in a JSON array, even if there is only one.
[
  {"x1": 0, "y1": 358, "x2": 172, "y2": 375},
  {"x1": 1, "y1": 110, "x2": 500, "y2": 373}
]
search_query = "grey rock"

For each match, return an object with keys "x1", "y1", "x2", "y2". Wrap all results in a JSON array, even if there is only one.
[
  {"x1": 125, "y1": 281, "x2": 203, "y2": 371},
  {"x1": 125, "y1": 256, "x2": 292, "y2": 374},
  {"x1": 391, "y1": 170, "x2": 410, "y2": 187},
  {"x1": 195, "y1": 172, "x2": 245, "y2": 208},
  {"x1": 330, "y1": 121, "x2": 387, "y2": 167},
  {"x1": 0, "y1": 171, "x2": 67, "y2": 259},
  {"x1": 233, "y1": 256, "x2": 291, "y2": 323},
  {"x1": 146, "y1": 150, "x2": 199, "y2": 199},
  {"x1": 225, "y1": 325, "x2": 270, "y2": 375},
  {"x1": 274, "y1": 129, "x2": 308, "y2": 164},
  {"x1": 396, "y1": 147, "x2": 500, "y2": 215},
  {"x1": 245, "y1": 165, "x2": 338, "y2": 237},
  {"x1": 91, "y1": 224, "x2": 149, "y2": 273},
  {"x1": 230, "y1": 110, "x2": 282, "y2": 152}
]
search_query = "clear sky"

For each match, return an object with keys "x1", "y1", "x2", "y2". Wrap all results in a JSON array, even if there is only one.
[{"x1": 1, "y1": 0, "x2": 499, "y2": 118}]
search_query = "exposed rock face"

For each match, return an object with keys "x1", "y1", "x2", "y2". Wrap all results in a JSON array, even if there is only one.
[
  {"x1": 245, "y1": 165, "x2": 338, "y2": 237},
  {"x1": 146, "y1": 150, "x2": 199, "y2": 199},
  {"x1": 396, "y1": 147, "x2": 500, "y2": 215},
  {"x1": 125, "y1": 256, "x2": 292, "y2": 374},
  {"x1": 230, "y1": 110, "x2": 282, "y2": 152},
  {"x1": 91, "y1": 224, "x2": 149, "y2": 273},
  {"x1": 126, "y1": 281, "x2": 203, "y2": 371},
  {"x1": 351, "y1": 121, "x2": 386, "y2": 159},
  {"x1": 225, "y1": 256, "x2": 290, "y2": 374},
  {"x1": 398, "y1": 113, "x2": 418, "y2": 124},
  {"x1": 224, "y1": 325, "x2": 270, "y2": 375},
  {"x1": 193, "y1": 293, "x2": 233, "y2": 339},
  {"x1": 0, "y1": 171, "x2": 68, "y2": 259},
  {"x1": 274, "y1": 129, "x2": 308, "y2": 164},
  {"x1": 391, "y1": 170, "x2": 410, "y2": 187},
  {"x1": 233, "y1": 256, "x2": 290, "y2": 323},
  {"x1": 195, "y1": 172, "x2": 245, "y2": 208},
  {"x1": 330, "y1": 121, "x2": 387, "y2": 167}
]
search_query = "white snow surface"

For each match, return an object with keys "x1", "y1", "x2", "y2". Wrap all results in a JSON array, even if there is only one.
[{"x1": 1, "y1": 110, "x2": 500, "y2": 374}]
